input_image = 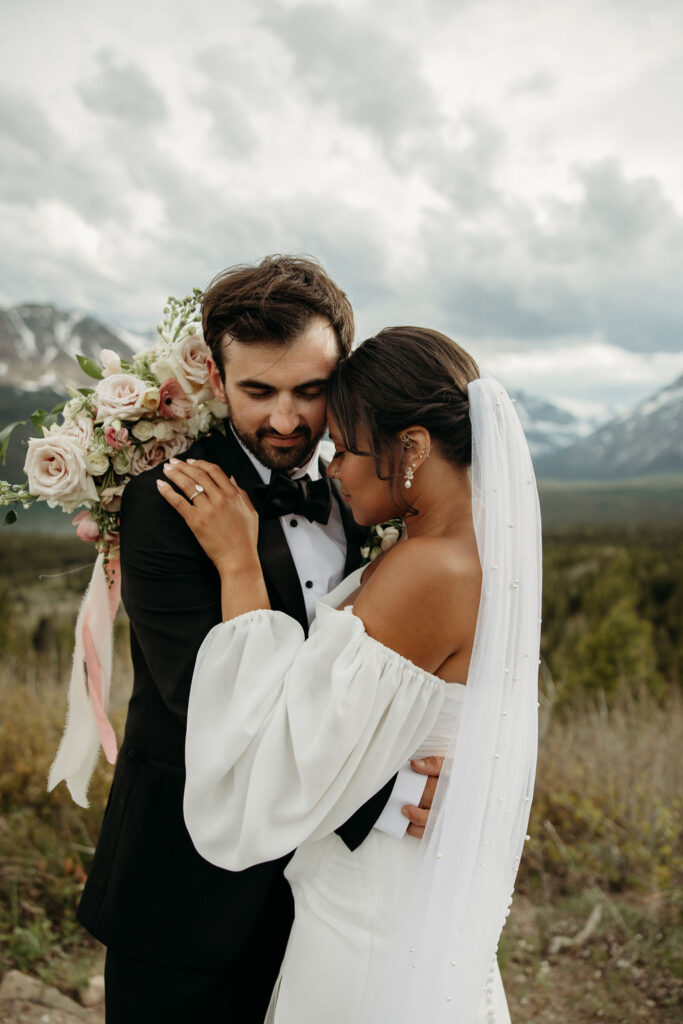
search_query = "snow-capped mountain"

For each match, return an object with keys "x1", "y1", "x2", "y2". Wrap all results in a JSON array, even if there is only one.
[
  {"x1": 509, "y1": 390, "x2": 596, "y2": 458},
  {"x1": 0, "y1": 303, "x2": 148, "y2": 390},
  {"x1": 2, "y1": 302, "x2": 680, "y2": 484},
  {"x1": 533, "y1": 375, "x2": 683, "y2": 479}
]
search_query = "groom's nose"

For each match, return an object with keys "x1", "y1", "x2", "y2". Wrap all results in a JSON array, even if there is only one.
[{"x1": 269, "y1": 393, "x2": 299, "y2": 435}]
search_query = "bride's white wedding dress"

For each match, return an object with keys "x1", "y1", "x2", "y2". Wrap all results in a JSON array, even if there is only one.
[{"x1": 184, "y1": 567, "x2": 511, "y2": 1023}]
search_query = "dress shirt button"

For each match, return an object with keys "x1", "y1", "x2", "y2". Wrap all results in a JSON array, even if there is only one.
[
  {"x1": 305, "y1": 580, "x2": 313, "y2": 589},
  {"x1": 289, "y1": 518, "x2": 298, "y2": 527}
]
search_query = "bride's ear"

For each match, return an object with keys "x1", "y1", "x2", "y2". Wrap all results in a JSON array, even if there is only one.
[{"x1": 397, "y1": 426, "x2": 432, "y2": 479}]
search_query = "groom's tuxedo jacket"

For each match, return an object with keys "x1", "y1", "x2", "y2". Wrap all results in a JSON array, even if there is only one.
[{"x1": 77, "y1": 426, "x2": 395, "y2": 969}]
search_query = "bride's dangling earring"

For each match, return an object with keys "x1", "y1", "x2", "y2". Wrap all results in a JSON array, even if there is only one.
[{"x1": 401, "y1": 435, "x2": 415, "y2": 488}]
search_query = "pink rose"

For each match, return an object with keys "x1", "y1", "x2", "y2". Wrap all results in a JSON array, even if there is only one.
[
  {"x1": 104, "y1": 425, "x2": 130, "y2": 451},
  {"x1": 72, "y1": 510, "x2": 101, "y2": 543},
  {"x1": 159, "y1": 379, "x2": 195, "y2": 420},
  {"x1": 173, "y1": 332, "x2": 211, "y2": 391},
  {"x1": 25, "y1": 434, "x2": 99, "y2": 512},
  {"x1": 151, "y1": 331, "x2": 212, "y2": 401},
  {"x1": 94, "y1": 374, "x2": 160, "y2": 422},
  {"x1": 100, "y1": 483, "x2": 126, "y2": 512},
  {"x1": 130, "y1": 435, "x2": 190, "y2": 476}
]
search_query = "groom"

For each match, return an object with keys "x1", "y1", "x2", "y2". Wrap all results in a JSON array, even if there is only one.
[{"x1": 77, "y1": 256, "x2": 439, "y2": 1023}]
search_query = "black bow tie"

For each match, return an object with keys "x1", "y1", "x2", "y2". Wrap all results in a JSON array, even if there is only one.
[{"x1": 252, "y1": 473, "x2": 332, "y2": 525}]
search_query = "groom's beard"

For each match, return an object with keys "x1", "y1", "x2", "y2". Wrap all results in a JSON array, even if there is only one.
[{"x1": 228, "y1": 406, "x2": 321, "y2": 472}]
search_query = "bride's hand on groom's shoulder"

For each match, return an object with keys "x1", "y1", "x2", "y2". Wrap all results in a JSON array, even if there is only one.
[
  {"x1": 157, "y1": 458, "x2": 260, "y2": 576},
  {"x1": 402, "y1": 756, "x2": 444, "y2": 839}
]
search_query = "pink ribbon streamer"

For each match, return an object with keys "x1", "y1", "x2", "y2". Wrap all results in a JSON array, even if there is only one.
[
  {"x1": 82, "y1": 557, "x2": 120, "y2": 763},
  {"x1": 48, "y1": 552, "x2": 122, "y2": 806}
]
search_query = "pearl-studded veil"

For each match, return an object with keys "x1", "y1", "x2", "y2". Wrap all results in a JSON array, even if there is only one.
[{"x1": 372, "y1": 376, "x2": 542, "y2": 1022}]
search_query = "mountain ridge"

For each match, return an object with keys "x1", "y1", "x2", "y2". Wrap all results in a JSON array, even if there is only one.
[{"x1": 1, "y1": 302, "x2": 681, "y2": 482}]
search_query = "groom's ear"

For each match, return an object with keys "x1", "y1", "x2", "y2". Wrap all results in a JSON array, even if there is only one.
[{"x1": 207, "y1": 355, "x2": 228, "y2": 403}]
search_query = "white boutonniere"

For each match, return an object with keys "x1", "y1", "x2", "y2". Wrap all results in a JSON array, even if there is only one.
[{"x1": 361, "y1": 518, "x2": 405, "y2": 563}]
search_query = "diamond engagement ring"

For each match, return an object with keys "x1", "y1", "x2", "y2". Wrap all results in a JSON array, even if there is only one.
[{"x1": 189, "y1": 485, "x2": 205, "y2": 503}]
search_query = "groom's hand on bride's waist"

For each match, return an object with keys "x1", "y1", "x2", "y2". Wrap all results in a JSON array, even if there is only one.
[{"x1": 402, "y1": 756, "x2": 444, "y2": 839}]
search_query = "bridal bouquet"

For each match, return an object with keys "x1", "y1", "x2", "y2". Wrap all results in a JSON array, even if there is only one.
[
  {"x1": 0, "y1": 290, "x2": 226, "y2": 559},
  {"x1": 0, "y1": 291, "x2": 229, "y2": 805}
]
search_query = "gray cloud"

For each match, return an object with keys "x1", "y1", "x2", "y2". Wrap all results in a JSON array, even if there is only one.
[
  {"x1": 78, "y1": 49, "x2": 168, "y2": 126},
  {"x1": 264, "y1": 3, "x2": 442, "y2": 151},
  {"x1": 0, "y1": 88, "x2": 61, "y2": 159},
  {"x1": 198, "y1": 87, "x2": 258, "y2": 158},
  {"x1": 419, "y1": 159, "x2": 683, "y2": 353},
  {"x1": 0, "y1": 86, "x2": 127, "y2": 223},
  {"x1": 507, "y1": 70, "x2": 556, "y2": 98},
  {"x1": 422, "y1": 113, "x2": 507, "y2": 213}
]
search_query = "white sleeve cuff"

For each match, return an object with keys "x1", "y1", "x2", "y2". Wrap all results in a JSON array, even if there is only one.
[{"x1": 373, "y1": 763, "x2": 426, "y2": 839}]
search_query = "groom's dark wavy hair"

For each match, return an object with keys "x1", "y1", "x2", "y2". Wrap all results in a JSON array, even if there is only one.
[
  {"x1": 202, "y1": 255, "x2": 354, "y2": 374},
  {"x1": 327, "y1": 327, "x2": 480, "y2": 513}
]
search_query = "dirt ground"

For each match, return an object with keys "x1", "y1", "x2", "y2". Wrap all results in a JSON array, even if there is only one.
[{"x1": 1, "y1": 896, "x2": 680, "y2": 1024}]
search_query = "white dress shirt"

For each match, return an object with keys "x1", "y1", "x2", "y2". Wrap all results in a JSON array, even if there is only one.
[{"x1": 234, "y1": 430, "x2": 421, "y2": 838}]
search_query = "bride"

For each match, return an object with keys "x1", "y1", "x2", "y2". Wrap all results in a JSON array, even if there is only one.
[{"x1": 159, "y1": 326, "x2": 542, "y2": 1023}]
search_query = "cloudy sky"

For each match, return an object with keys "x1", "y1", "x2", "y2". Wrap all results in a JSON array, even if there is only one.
[{"x1": 2, "y1": 0, "x2": 682, "y2": 420}]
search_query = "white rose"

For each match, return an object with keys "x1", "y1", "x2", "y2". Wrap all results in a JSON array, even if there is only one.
[
  {"x1": 25, "y1": 434, "x2": 98, "y2": 512},
  {"x1": 132, "y1": 420, "x2": 156, "y2": 441},
  {"x1": 149, "y1": 353, "x2": 178, "y2": 384},
  {"x1": 190, "y1": 406, "x2": 213, "y2": 436},
  {"x1": 112, "y1": 450, "x2": 133, "y2": 474},
  {"x1": 59, "y1": 414, "x2": 94, "y2": 448},
  {"x1": 153, "y1": 421, "x2": 175, "y2": 441},
  {"x1": 94, "y1": 374, "x2": 160, "y2": 423},
  {"x1": 100, "y1": 349, "x2": 122, "y2": 376},
  {"x1": 130, "y1": 435, "x2": 189, "y2": 476},
  {"x1": 380, "y1": 526, "x2": 401, "y2": 552},
  {"x1": 86, "y1": 450, "x2": 111, "y2": 476},
  {"x1": 207, "y1": 396, "x2": 228, "y2": 419}
]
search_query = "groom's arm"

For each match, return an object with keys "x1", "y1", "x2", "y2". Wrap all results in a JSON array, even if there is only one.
[{"x1": 120, "y1": 464, "x2": 222, "y2": 724}]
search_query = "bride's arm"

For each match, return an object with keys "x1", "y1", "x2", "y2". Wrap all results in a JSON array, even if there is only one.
[
  {"x1": 182, "y1": 543, "x2": 476, "y2": 871},
  {"x1": 183, "y1": 602, "x2": 447, "y2": 870}
]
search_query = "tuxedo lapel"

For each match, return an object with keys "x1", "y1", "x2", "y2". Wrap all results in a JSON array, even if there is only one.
[
  {"x1": 208, "y1": 427, "x2": 308, "y2": 634},
  {"x1": 256, "y1": 517, "x2": 309, "y2": 632}
]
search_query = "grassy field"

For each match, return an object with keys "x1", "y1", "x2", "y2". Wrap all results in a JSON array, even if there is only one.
[{"x1": 0, "y1": 530, "x2": 681, "y2": 1021}]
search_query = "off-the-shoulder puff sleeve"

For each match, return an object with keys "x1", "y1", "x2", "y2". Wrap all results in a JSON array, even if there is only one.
[{"x1": 183, "y1": 603, "x2": 446, "y2": 870}]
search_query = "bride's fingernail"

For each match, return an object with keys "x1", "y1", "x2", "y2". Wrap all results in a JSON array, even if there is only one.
[
  {"x1": 168, "y1": 457, "x2": 180, "y2": 464},
  {"x1": 186, "y1": 458, "x2": 196, "y2": 464},
  {"x1": 401, "y1": 807, "x2": 411, "y2": 817},
  {"x1": 156, "y1": 480, "x2": 167, "y2": 488},
  {"x1": 412, "y1": 759, "x2": 426, "y2": 770},
  {"x1": 162, "y1": 463, "x2": 172, "y2": 473}
]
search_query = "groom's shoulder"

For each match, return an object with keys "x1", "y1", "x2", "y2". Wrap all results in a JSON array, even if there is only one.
[{"x1": 121, "y1": 429, "x2": 230, "y2": 518}]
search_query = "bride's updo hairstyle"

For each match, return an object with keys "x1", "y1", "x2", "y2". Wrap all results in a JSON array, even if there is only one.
[{"x1": 327, "y1": 327, "x2": 480, "y2": 509}]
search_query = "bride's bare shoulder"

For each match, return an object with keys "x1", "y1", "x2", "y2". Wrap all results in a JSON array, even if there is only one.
[
  {"x1": 353, "y1": 536, "x2": 481, "y2": 674},
  {"x1": 364, "y1": 535, "x2": 480, "y2": 594}
]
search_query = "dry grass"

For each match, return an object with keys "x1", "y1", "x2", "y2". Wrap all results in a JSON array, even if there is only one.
[
  {"x1": 0, "y1": 526, "x2": 680, "y2": 1019},
  {"x1": 501, "y1": 688, "x2": 683, "y2": 1022}
]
